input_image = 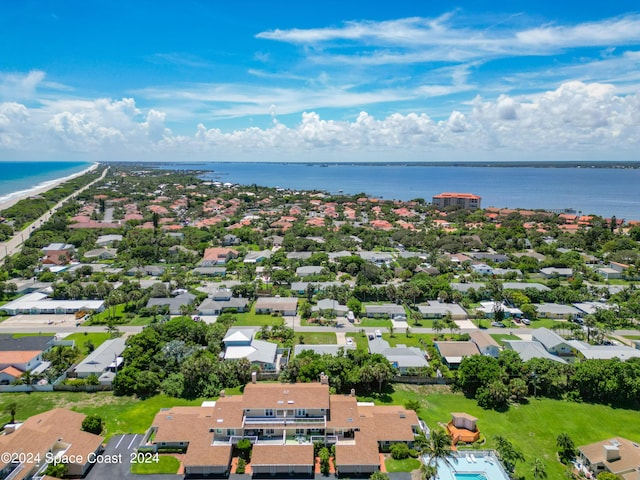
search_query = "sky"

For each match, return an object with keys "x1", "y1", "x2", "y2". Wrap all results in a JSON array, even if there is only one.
[{"x1": 1, "y1": 0, "x2": 640, "y2": 162}]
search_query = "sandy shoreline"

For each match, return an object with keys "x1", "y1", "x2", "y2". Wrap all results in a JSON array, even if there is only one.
[{"x1": 0, "y1": 162, "x2": 100, "y2": 213}]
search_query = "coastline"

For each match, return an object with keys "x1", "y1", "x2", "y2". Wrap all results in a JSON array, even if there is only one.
[{"x1": 0, "y1": 162, "x2": 99, "y2": 213}]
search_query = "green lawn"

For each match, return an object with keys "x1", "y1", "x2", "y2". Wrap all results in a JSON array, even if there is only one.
[
  {"x1": 358, "y1": 318, "x2": 392, "y2": 327},
  {"x1": 385, "y1": 457, "x2": 421, "y2": 472},
  {"x1": 130, "y1": 455, "x2": 180, "y2": 474},
  {"x1": 88, "y1": 304, "x2": 128, "y2": 324},
  {"x1": 346, "y1": 333, "x2": 369, "y2": 351},
  {"x1": 363, "y1": 385, "x2": 640, "y2": 480},
  {"x1": 384, "y1": 333, "x2": 434, "y2": 347},
  {"x1": 0, "y1": 393, "x2": 207, "y2": 440},
  {"x1": 623, "y1": 335, "x2": 640, "y2": 340},
  {"x1": 526, "y1": 318, "x2": 568, "y2": 329},
  {"x1": 232, "y1": 308, "x2": 285, "y2": 326},
  {"x1": 64, "y1": 332, "x2": 113, "y2": 353},
  {"x1": 490, "y1": 334, "x2": 521, "y2": 345},
  {"x1": 295, "y1": 332, "x2": 336, "y2": 345}
]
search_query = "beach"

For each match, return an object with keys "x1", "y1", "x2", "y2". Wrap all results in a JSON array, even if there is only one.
[{"x1": 0, "y1": 162, "x2": 99, "y2": 213}]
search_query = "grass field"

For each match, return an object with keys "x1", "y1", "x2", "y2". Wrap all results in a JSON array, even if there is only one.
[
  {"x1": 385, "y1": 457, "x2": 421, "y2": 472},
  {"x1": 12, "y1": 333, "x2": 55, "y2": 338},
  {"x1": 64, "y1": 332, "x2": 113, "y2": 353},
  {"x1": 295, "y1": 332, "x2": 336, "y2": 345},
  {"x1": 363, "y1": 384, "x2": 640, "y2": 479},
  {"x1": 0, "y1": 392, "x2": 206, "y2": 440},
  {"x1": 232, "y1": 308, "x2": 285, "y2": 326},
  {"x1": 130, "y1": 455, "x2": 180, "y2": 474},
  {"x1": 490, "y1": 333, "x2": 521, "y2": 344},
  {"x1": 383, "y1": 333, "x2": 434, "y2": 347},
  {"x1": 357, "y1": 318, "x2": 392, "y2": 327}
]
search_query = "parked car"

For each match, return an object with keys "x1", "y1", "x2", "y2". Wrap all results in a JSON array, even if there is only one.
[
  {"x1": 521, "y1": 318, "x2": 531, "y2": 325},
  {"x1": 374, "y1": 329, "x2": 382, "y2": 338},
  {"x1": 491, "y1": 321, "x2": 506, "y2": 328},
  {"x1": 346, "y1": 337, "x2": 354, "y2": 346}
]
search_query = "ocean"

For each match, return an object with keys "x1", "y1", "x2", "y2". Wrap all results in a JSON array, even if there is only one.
[
  {"x1": 161, "y1": 162, "x2": 640, "y2": 221},
  {"x1": 0, "y1": 161, "x2": 91, "y2": 205}
]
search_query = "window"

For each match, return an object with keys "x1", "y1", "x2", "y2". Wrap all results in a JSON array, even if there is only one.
[
  {"x1": 296, "y1": 409, "x2": 306, "y2": 417},
  {"x1": 296, "y1": 428, "x2": 305, "y2": 435},
  {"x1": 265, "y1": 409, "x2": 274, "y2": 417},
  {"x1": 265, "y1": 429, "x2": 274, "y2": 435},
  {"x1": 216, "y1": 429, "x2": 223, "y2": 434},
  {"x1": 227, "y1": 429, "x2": 235, "y2": 436}
]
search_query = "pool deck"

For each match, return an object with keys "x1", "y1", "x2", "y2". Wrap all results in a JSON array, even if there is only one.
[{"x1": 428, "y1": 451, "x2": 510, "y2": 480}]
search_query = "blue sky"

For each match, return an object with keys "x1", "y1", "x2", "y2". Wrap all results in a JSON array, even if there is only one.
[{"x1": 1, "y1": 0, "x2": 640, "y2": 161}]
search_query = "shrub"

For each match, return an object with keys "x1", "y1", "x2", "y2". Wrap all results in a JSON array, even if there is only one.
[
  {"x1": 390, "y1": 442, "x2": 410, "y2": 460},
  {"x1": 236, "y1": 457, "x2": 246, "y2": 474}
]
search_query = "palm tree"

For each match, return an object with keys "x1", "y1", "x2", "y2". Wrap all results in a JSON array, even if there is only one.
[
  {"x1": 530, "y1": 457, "x2": 547, "y2": 479},
  {"x1": 4, "y1": 402, "x2": 17, "y2": 424},
  {"x1": 556, "y1": 433, "x2": 576, "y2": 463},
  {"x1": 422, "y1": 428, "x2": 453, "y2": 475},
  {"x1": 419, "y1": 463, "x2": 437, "y2": 480}
]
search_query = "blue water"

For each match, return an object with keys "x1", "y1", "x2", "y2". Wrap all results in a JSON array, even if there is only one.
[
  {"x1": 163, "y1": 162, "x2": 640, "y2": 220},
  {"x1": 0, "y1": 161, "x2": 91, "y2": 203},
  {"x1": 455, "y1": 475, "x2": 488, "y2": 480}
]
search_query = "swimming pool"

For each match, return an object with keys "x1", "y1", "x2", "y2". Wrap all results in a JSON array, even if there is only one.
[
  {"x1": 454, "y1": 474, "x2": 488, "y2": 480},
  {"x1": 426, "y1": 451, "x2": 510, "y2": 480}
]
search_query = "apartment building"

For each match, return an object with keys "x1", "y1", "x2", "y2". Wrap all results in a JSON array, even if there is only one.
[
  {"x1": 147, "y1": 376, "x2": 424, "y2": 476},
  {"x1": 432, "y1": 192, "x2": 482, "y2": 210}
]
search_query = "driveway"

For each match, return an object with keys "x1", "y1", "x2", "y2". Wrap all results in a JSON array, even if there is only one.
[{"x1": 86, "y1": 434, "x2": 183, "y2": 480}]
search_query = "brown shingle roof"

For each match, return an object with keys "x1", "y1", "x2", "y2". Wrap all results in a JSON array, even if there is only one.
[
  {"x1": 251, "y1": 445, "x2": 314, "y2": 466},
  {"x1": 358, "y1": 405, "x2": 419, "y2": 442},
  {"x1": 153, "y1": 406, "x2": 216, "y2": 443},
  {"x1": 335, "y1": 430, "x2": 380, "y2": 467},
  {"x1": 184, "y1": 444, "x2": 232, "y2": 468},
  {"x1": 579, "y1": 437, "x2": 640, "y2": 475},
  {"x1": 242, "y1": 383, "x2": 330, "y2": 410},
  {"x1": 327, "y1": 395, "x2": 359, "y2": 429}
]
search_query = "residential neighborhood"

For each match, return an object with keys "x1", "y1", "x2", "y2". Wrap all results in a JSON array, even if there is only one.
[{"x1": 0, "y1": 164, "x2": 639, "y2": 480}]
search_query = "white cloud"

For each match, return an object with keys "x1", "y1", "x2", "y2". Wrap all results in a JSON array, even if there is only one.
[
  {"x1": 0, "y1": 70, "x2": 46, "y2": 100},
  {"x1": 0, "y1": 81, "x2": 638, "y2": 161}
]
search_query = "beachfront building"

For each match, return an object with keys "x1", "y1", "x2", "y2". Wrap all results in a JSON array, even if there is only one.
[
  {"x1": 147, "y1": 379, "x2": 424, "y2": 476},
  {"x1": 432, "y1": 192, "x2": 481, "y2": 210}
]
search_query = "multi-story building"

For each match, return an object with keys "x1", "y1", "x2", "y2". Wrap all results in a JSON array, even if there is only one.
[
  {"x1": 147, "y1": 376, "x2": 425, "y2": 476},
  {"x1": 432, "y1": 192, "x2": 481, "y2": 210}
]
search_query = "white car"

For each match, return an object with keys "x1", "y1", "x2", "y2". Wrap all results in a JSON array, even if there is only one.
[
  {"x1": 374, "y1": 329, "x2": 382, "y2": 338},
  {"x1": 521, "y1": 318, "x2": 531, "y2": 325},
  {"x1": 346, "y1": 337, "x2": 354, "y2": 346}
]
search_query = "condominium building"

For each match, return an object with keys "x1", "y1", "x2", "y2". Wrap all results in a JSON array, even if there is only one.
[
  {"x1": 147, "y1": 376, "x2": 425, "y2": 476},
  {"x1": 432, "y1": 192, "x2": 482, "y2": 210}
]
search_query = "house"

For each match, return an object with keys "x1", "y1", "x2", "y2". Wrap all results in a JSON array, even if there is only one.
[
  {"x1": 476, "y1": 301, "x2": 522, "y2": 319},
  {"x1": 197, "y1": 292, "x2": 249, "y2": 315},
  {"x1": 578, "y1": 437, "x2": 640, "y2": 479},
  {"x1": 358, "y1": 251, "x2": 394, "y2": 266},
  {"x1": 502, "y1": 282, "x2": 550, "y2": 292},
  {"x1": 573, "y1": 302, "x2": 614, "y2": 316},
  {"x1": 503, "y1": 340, "x2": 568, "y2": 364},
  {"x1": 222, "y1": 328, "x2": 279, "y2": 371},
  {"x1": 83, "y1": 247, "x2": 117, "y2": 260},
  {"x1": 96, "y1": 234, "x2": 123, "y2": 246},
  {"x1": 222, "y1": 234, "x2": 241, "y2": 246},
  {"x1": 312, "y1": 299, "x2": 349, "y2": 316},
  {"x1": 417, "y1": 301, "x2": 468, "y2": 320},
  {"x1": 147, "y1": 380, "x2": 423, "y2": 476},
  {"x1": 126, "y1": 265, "x2": 165, "y2": 277},
  {"x1": 244, "y1": 250, "x2": 273, "y2": 263},
  {"x1": 535, "y1": 303, "x2": 581, "y2": 320},
  {"x1": 0, "y1": 335, "x2": 54, "y2": 382},
  {"x1": 469, "y1": 252, "x2": 509, "y2": 263},
  {"x1": 364, "y1": 304, "x2": 406, "y2": 319},
  {"x1": 469, "y1": 331, "x2": 500, "y2": 358},
  {"x1": 470, "y1": 264, "x2": 495, "y2": 275},
  {"x1": 255, "y1": 297, "x2": 298, "y2": 316},
  {"x1": 0, "y1": 408, "x2": 104, "y2": 480},
  {"x1": 290, "y1": 281, "x2": 344, "y2": 295},
  {"x1": 565, "y1": 340, "x2": 640, "y2": 361},
  {"x1": 41, "y1": 243, "x2": 75, "y2": 265},
  {"x1": 433, "y1": 341, "x2": 480, "y2": 368},
  {"x1": 199, "y1": 247, "x2": 238, "y2": 266},
  {"x1": 192, "y1": 266, "x2": 227, "y2": 277},
  {"x1": 532, "y1": 328, "x2": 575, "y2": 356},
  {"x1": 296, "y1": 266, "x2": 324, "y2": 277},
  {"x1": 287, "y1": 251, "x2": 312, "y2": 260},
  {"x1": 1, "y1": 292, "x2": 105, "y2": 315},
  {"x1": 368, "y1": 337, "x2": 428, "y2": 373},
  {"x1": 146, "y1": 292, "x2": 197, "y2": 315},
  {"x1": 540, "y1": 267, "x2": 573, "y2": 279},
  {"x1": 73, "y1": 338, "x2": 126, "y2": 384}
]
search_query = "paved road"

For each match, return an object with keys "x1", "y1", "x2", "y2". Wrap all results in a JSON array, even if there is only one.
[{"x1": 0, "y1": 165, "x2": 108, "y2": 263}]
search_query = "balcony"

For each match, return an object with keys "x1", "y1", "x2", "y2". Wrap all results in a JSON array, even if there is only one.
[{"x1": 243, "y1": 415, "x2": 326, "y2": 428}]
